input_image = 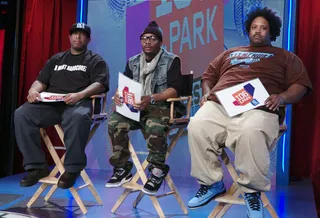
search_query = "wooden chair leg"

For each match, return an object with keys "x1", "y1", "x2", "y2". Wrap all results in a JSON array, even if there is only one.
[
  {"x1": 69, "y1": 187, "x2": 88, "y2": 214},
  {"x1": 209, "y1": 203, "x2": 232, "y2": 218},
  {"x1": 43, "y1": 154, "x2": 66, "y2": 201},
  {"x1": 132, "y1": 191, "x2": 145, "y2": 208},
  {"x1": 129, "y1": 142, "x2": 166, "y2": 217},
  {"x1": 27, "y1": 129, "x2": 65, "y2": 206},
  {"x1": 80, "y1": 170, "x2": 103, "y2": 205},
  {"x1": 111, "y1": 155, "x2": 149, "y2": 213},
  {"x1": 209, "y1": 183, "x2": 239, "y2": 218},
  {"x1": 40, "y1": 129, "x2": 65, "y2": 173},
  {"x1": 44, "y1": 185, "x2": 58, "y2": 201},
  {"x1": 111, "y1": 189, "x2": 133, "y2": 213},
  {"x1": 212, "y1": 148, "x2": 279, "y2": 218},
  {"x1": 165, "y1": 173, "x2": 188, "y2": 214},
  {"x1": 112, "y1": 129, "x2": 187, "y2": 218},
  {"x1": 37, "y1": 127, "x2": 102, "y2": 214},
  {"x1": 132, "y1": 159, "x2": 149, "y2": 208},
  {"x1": 112, "y1": 142, "x2": 166, "y2": 217},
  {"x1": 27, "y1": 183, "x2": 50, "y2": 208},
  {"x1": 149, "y1": 196, "x2": 166, "y2": 218},
  {"x1": 261, "y1": 192, "x2": 278, "y2": 218}
]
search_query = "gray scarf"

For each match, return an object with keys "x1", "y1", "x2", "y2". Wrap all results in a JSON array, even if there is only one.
[{"x1": 139, "y1": 49, "x2": 163, "y2": 96}]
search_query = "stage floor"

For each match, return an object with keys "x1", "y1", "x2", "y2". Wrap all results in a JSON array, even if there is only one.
[{"x1": 0, "y1": 170, "x2": 317, "y2": 218}]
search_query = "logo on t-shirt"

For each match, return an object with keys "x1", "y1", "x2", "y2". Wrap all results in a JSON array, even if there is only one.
[
  {"x1": 232, "y1": 83, "x2": 259, "y2": 106},
  {"x1": 228, "y1": 51, "x2": 274, "y2": 68},
  {"x1": 122, "y1": 86, "x2": 138, "y2": 113},
  {"x1": 54, "y1": 64, "x2": 87, "y2": 72}
]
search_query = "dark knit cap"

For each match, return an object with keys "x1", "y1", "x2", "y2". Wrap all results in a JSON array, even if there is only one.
[{"x1": 140, "y1": 21, "x2": 163, "y2": 41}]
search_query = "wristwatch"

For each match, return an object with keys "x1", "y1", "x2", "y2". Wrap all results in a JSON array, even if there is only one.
[{"x1": 150, "y1": 95, "x2": 156, "y2": 104}]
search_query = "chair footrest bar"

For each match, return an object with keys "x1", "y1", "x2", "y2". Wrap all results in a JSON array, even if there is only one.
[
  {"x1": 39, "y1": 176, "x2": 58, "y2": 184},
  {"x1": 215, "y1": 195, "x2": 245, "y2": 205},
  {"x1": 156, "y1": 191, "x2": 175, "y2": 198},
  {"x1": 122, "y1": 182, "x2": 143, "y2": 190},
  {"x1": 53, "y1": 146, "x2": 66, "y2": 150},
  {"x1": 76, "y1": 183, "x2": 90, "y2": 190}
]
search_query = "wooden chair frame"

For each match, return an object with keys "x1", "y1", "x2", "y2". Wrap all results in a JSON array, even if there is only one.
[
  {"x1": 111, "y1": 74, "x2": 194, "y2": 218},
  {"x1": 26, "y1": 94, "x2": 107, "y2": 214},
  {"x1": 209, "y1": 113, "x2": 287, "y2": 218}
]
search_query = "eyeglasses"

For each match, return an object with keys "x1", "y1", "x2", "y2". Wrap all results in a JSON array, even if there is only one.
[{"x1": 140, "y1": 36, "x2": 158, "y2": 43}]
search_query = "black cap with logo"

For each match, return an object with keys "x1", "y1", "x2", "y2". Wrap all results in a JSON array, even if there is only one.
[{"x1": 69, "y1": 22, "x2": 91, "y2": 38}]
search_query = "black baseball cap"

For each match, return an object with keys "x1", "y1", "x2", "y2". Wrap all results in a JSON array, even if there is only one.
[{"x1": 69, "y1": 22, "x2": 91, "y2": 38}]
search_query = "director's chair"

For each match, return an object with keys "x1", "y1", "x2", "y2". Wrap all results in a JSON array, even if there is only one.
[
  {"x1": 26, "y1": 94, "x2": 108, "y2": 214},
  {"x1": 209, "y1": 107, "x2": 287, "y2": 218},
  {"x1": 111, "y1": 72, "x2": 194, "y2": 218}
]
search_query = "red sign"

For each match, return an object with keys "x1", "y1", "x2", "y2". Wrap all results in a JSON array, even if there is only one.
[
  {"x1": 122, "y1": 86, "x2": 135, "y2": 105},
  {"x1": 232, "y1": 89, "x2": 253, "y2": 106},
  {"x1": 150, "y1": 0, "x2": 224, "y2": 79}
]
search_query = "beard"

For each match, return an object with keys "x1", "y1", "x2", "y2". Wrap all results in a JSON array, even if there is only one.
[
  {"x1": 72, "y1": 44, "x2": 87, "y2": 52},
  {"x1": 249, "y1": 37, "x2": 269, "y2": 47}
]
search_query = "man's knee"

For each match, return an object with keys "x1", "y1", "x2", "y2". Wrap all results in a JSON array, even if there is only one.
[
  {"x1": 70, "y1": 110, "x2": 91, "y2": 125},
  {"x1": 108, "y1": 118, "x2": 130, "y2": 135},
  {"x1": 144, "y1": 119, "x2": 167, "y2": 136},
  {"x1": 14, "y1": 107, "x2": 23, "y2": 122},
  {"x1": 14, "y1": 104, "x2": 29, "y2": 124},
  {"x1": 240, "y1": 127, "x2": 262, "y2": 137},
  {"x1": 237, "y1": 127, "x2": 268, "y2": 149}
]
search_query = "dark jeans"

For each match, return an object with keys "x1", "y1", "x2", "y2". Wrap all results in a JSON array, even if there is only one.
[{"x1": 14, "y1": 99, "x2": 92, "y2": 173}]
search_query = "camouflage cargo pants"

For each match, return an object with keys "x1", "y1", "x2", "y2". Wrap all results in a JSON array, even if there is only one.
[{"x1": 108, "y1": 104, "x2": 171, "y2": 169}]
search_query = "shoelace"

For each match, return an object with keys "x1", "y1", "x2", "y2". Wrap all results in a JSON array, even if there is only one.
[
  {"x1": 149, "y1": 175, "x2": 162, "y2": 185},
  {"x1": 245, "y1": 193, "x2": 261, "y2": 211},
  {"x1": 195, "y1": 185, "x2": 210, "y2": 198},
  {"x1": 114, "y1": 168, "x2": 124, "y2": 177},
  {"x1": 146, "y1": 168, "x2": 167, "y2": 191}
]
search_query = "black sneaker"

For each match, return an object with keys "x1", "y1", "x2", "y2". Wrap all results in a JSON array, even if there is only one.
[
  {"x1": 20, "y1": 168, "x2": 50, "y2": 187},
  {"x1": 105, "y1": 162, "x2": 133, "y2": 188},
  {"x1": 57, "y1": 171, "x2": 81, "y2": 189},
  {"x1": 142, "y1": 165, "x2": 169, "y2": 195}
]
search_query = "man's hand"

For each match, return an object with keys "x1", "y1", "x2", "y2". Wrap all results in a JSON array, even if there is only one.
[
  {"x1": 133, "y1": 95, "x2": 151, "y2": 111},
  {"x1": 113, "y1": 92, "x2": 123, "y2": 106},
  {"x1": 27, "y1": 89, "x2": 41, "y2": 103},
  {"x1": 64, "y1": 93, "x2": 83, "y2": 105},
  {"x1": 200, "y1": 94, "x2": 209, "y2": 107},
  {"x1": 265, "y1": 94, "x2": 285, "y2": 111}
]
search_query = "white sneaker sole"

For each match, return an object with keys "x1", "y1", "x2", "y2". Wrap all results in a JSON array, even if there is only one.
[
  {"x1": 105, "y1": 175, "x2": 132, "y2": 188},
  {"x1": 142, "y1": 188, "x2": 157, "y2": 196}
]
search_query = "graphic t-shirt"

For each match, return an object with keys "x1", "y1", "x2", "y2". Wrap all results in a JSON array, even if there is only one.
[
  {"x1": 202, "y1": 45, "x2": 313, "y2": 102},
  {"x1": 37, "y1": 49, "x2": 109, "y2": 94}
]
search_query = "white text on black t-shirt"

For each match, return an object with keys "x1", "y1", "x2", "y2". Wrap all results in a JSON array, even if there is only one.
[{"x1": 54, "y1": 64, "x2": 87, "y2": 72}]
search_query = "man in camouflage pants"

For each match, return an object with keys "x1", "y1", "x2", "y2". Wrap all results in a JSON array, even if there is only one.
[{"x1": 105, "y1": 21, "x2": 182, "y2": 195}]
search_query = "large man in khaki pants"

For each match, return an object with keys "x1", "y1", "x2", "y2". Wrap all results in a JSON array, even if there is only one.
[{"x1": 187, "y1": 7, "x2": 312, "y2": 218}]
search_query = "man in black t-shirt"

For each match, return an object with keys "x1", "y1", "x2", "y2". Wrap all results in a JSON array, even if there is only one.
[
  {"x1": 14, "y1": 23, "x2": 110, "y2": 189},
  {"x1": 105, "y1": 21, "x2": 183, "y2": 195}
]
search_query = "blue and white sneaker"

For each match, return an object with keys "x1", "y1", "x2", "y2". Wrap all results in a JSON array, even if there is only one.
[
  {"x1": 188, "y1": 181, "x2": 226, "y2": 209},
  {"x1": 244, "y1": 192, "x2": 264, "y2": 218}
]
